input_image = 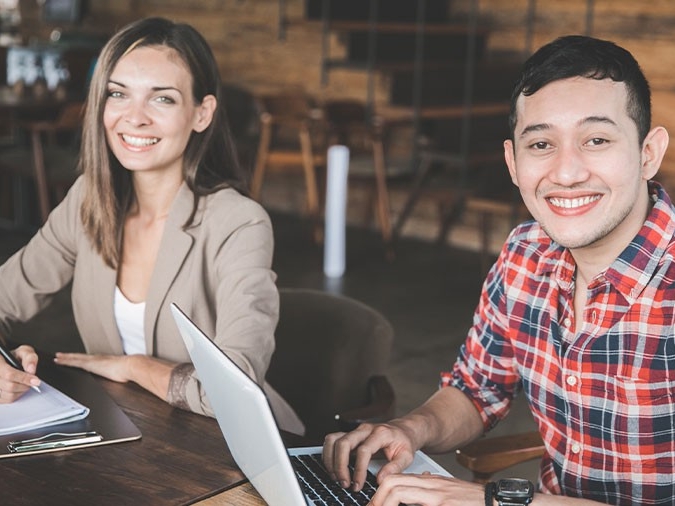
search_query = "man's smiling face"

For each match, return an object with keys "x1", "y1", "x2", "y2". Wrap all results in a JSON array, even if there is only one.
[{"x1": 504, "y1": 76, "x2": 657, "y2": 256}]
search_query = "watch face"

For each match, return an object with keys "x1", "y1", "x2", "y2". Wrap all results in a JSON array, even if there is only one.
[{"x1": 496, "y1": 478, "x2": 534, "y2": 498}]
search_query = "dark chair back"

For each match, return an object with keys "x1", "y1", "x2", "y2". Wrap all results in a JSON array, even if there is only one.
[
  {"x1": 266, "y1": 288, "x2": 395, "y2": 440},
  {"x1": 221, "y1": 82, "x2": 260, "y2": 171}
]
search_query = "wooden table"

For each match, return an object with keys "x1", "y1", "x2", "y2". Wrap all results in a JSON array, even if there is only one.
[
  {"x1": 196, "y1": 482, "x2": 266, "y2": 505},
  {"x1": 2, "y1": 366, "x2": 247, "y2": 506}
]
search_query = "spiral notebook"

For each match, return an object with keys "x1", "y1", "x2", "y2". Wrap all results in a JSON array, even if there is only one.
[
  {"x1": 0, "y1": 381, "x2": 89, "y2": 436},
  {"x1": 0, "y1": 358, "x2": 142, "y2": 459}
]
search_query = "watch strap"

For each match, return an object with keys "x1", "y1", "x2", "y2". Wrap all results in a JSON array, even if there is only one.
[{"x1": 484, "y1": 481, "x2": 495, "y2": 506}]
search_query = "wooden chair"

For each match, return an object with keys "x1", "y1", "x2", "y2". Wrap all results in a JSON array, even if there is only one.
[
  {"x1": 251, "y1": 91, "x2": 326, "y2": 242},
  {"x1": 455, "y1": 430, "x2": 545, "y2": 484},
  {"x1": 221, "y1": 82, "x2": 260, "y2": 173},
  {"x1": 0, "y1": 101, "x2": 83, "y2": 224},
  {"x1": 322, "y1": 99, "x2": 405, "y2": 257},
  {"x1": 265, "y1": 288, "x2": 396, "y2": 441},
  {"x1": 395, "y1": 144, "x2": 528, "y2": 275}
]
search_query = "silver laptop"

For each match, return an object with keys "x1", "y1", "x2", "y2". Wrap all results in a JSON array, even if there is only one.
[{"x1": 170, "y1": 302, "x2": 451, "y2": 506}]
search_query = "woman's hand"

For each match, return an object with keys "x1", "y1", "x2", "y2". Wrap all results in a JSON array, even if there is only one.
[
  {"x1": 55, "y1": 352, "x2": 174, "y2": 402},
  {"x1": 55, "y1": 352, "x2": 132, "y2": 383},
  {"x1": 0, "y1": 344, "x2": 41, "y2": 403}
]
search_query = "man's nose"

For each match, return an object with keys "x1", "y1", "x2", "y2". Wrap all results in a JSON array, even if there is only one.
[{"x1": 548, "y1": 143, "x2": 590, "y2": 186}]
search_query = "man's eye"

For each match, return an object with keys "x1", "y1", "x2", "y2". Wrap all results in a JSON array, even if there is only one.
[
  {"x1": 530, "y1": 141, "x2": 549, "y2": 150},
  {"x1": 587, "y1": 138, "x2": 608, "y2": 146}
]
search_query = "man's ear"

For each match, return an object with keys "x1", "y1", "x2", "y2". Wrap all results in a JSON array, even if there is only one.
[
  {"x1": 193, "y1": 94, "x2": 217, "y2": 133},
  {"x1": 641, "y1": 125, "x2": 669, "y2": 180},
  {"x1": 504, "y1": 139, "x2": 519, "y2": 186}
]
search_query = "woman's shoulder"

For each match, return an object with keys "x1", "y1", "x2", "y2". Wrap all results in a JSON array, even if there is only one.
[
  {"x1": 198, "y1": 186, "x2": 271, "y2": 227},
  {"x1": 47, "y1": 175, "x2": 87, "y2": 220},
  {"x1": 64, "y1": 174, "x2": 86, "y2": 199}
]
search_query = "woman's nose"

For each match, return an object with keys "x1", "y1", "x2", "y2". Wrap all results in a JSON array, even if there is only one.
[{"x1": 123, "y1": 100, "x2": 151, "y2": 127}]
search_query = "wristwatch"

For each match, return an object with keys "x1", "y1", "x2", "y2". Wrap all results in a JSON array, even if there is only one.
[{"x1": 487, "y1": 478, "x2": 534, "y2": 505}]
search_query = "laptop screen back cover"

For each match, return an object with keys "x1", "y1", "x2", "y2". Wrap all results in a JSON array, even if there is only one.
[{"x1": 170, "y1": 303, "x2": 308, "y2": 506}]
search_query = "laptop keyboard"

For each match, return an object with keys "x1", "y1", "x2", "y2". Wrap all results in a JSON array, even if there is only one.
[{"x1": 290, "y1": 453, "x2": 377, "y2": 505}]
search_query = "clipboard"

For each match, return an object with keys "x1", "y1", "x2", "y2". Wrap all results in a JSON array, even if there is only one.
[{"x1": 0, "y1": 356, "x2": 142, "y2": 458}]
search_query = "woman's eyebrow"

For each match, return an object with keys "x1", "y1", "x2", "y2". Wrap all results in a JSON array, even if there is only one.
[{"x1": 151, "y1": 86, "x2": 181, "y2": 93}]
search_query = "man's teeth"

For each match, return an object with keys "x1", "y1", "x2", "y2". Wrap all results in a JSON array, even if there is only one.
[
  {"x1": 548, "y1": 195, "x2": 600, "y2": 209},
  {"x1": 122, "y1": 134, "x2": 159, "y2": 147}
]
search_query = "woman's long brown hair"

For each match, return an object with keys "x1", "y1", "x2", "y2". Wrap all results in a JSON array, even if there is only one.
[{"x1": 79, "y1": 17, "x2": 246, "y2": 268}]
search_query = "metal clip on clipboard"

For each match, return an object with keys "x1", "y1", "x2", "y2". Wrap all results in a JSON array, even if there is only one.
[{"x1": 8, "y1": 431, "x2": 103, "y2": 453}]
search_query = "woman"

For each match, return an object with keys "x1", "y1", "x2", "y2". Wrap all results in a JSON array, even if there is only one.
[{"x1": 0, "y1": 17, "x2": 303, "y2": 434}]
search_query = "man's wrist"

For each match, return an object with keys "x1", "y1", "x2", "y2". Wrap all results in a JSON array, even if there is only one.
[
  {"x1": 491, "y1": 478, "x2": 535, "y2": 505},
  {"x1": 391, "y1": 413, "x2": 429, "y2": 451}
]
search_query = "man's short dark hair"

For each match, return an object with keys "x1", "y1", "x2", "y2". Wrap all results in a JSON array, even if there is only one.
[{"x1": 508, "y1": 35, "x2": 651, "y2": 144}]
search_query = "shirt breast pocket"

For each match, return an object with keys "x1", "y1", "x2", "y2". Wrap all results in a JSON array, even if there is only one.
[
  {"x1": 612, "y1": 374, "x2": 675, "y2": 405},
  {"x1": 605, "y1": 374, "x2": 675, "y2": 467},
  {"x1": 609, "y1": 330, "x2": 675, "y2": 408}
]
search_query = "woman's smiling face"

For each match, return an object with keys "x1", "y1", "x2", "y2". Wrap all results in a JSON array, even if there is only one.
[{"x1": 103, "y1": 45, "x2": 214, "y2": 178}]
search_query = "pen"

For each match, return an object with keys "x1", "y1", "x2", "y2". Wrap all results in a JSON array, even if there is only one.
[{"x1": 0, "y1": 341, "x2": 41, "y2": 393}]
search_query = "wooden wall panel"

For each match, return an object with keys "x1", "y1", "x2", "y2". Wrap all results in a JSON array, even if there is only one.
[
  {"x1": 14, "y1": 0, "x2": 675, "y2": 186},
  {"x1": 16, "y1": 1, "x2": 675, "y2": 94}
]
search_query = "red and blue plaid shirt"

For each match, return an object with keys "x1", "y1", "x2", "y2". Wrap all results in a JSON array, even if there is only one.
[{"x1": 446, "y1": 181, "x2": 675, "y2": 504}]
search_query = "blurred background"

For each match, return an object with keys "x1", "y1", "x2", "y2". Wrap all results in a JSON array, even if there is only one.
[{"x1": 2, "y1": 0, "x2": 675, "y2": 482}]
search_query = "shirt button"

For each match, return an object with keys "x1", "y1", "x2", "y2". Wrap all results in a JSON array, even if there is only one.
[
  {"x1": 563, "y1": 317, "x2": 572, "y2": 328},
  {"x1": 566, "y1": 375, "x2": 578, "y2": 387},
  {"x1": 571, "y1": 443, "x2": 581, "y2": 454}
]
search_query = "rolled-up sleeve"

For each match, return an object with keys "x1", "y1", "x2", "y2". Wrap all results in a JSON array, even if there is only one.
[{"x1": 445, "y1": 252, "x2": 521, "y2": 431}]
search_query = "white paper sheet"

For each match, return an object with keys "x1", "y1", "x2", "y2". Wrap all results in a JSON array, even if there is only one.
[{"x1": 0, "y1": 381, "x2": 89, "y2": 435}]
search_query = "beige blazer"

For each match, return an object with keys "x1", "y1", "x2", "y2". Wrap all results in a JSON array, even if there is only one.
[{"x1": 0, "y1": 177, "x2": 303, "y2": 434}]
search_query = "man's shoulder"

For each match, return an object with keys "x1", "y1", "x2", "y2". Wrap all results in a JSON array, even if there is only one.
[
  {"x1": 506, "y1": 220, "x2": 555, "y2": 251},
  {"x1": 497, "y1": 220, "x2": 563, "y2": 271}
]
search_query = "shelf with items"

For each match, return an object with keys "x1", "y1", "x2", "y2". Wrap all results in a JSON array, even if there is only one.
[{"x1": 278, "y1": 0, "x2": 528, "y2": 258}]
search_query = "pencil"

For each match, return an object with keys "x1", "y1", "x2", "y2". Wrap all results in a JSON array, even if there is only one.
[{"x1": 0, "y1": 341, "x2": 42, "y2": 393}]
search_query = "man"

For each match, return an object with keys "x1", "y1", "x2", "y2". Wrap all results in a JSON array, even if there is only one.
[{"x1": 323, "y1": 35, "x2": 674, "y2": 505}]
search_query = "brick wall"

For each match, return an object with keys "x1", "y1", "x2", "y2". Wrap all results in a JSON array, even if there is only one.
[
  {"x1": 17, "y1": 1, "x2": 675, "y2": 149},
  {"x1": 17, "y1": 0, "x2": 382, "y2": 102},
  {"x1": 13, "y1": 0, "x2": 675, "y2": 245}
]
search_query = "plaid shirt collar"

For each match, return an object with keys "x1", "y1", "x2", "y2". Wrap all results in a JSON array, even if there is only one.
[{"x1": 535, "y1": 180, "x2": 675, "y2": 304}]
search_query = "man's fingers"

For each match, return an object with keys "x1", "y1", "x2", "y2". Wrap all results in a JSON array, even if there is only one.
[
  {"x1": 322, "y1": 432, "x2": 346, "y2": 477},
  {"x1": 376, "y1": 459, "x2": 409, "y2": 482},
  {"x1": 322, "y1": 424, "x2": 377, "y2": 488}
]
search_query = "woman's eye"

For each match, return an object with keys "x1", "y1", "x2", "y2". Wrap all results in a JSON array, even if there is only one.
[
  {"x1": 107, "y1": 90, "x2": 123, "y2": 98},
  {"x1": 155, "y1": 96, "x2": 176, "y2": 104}
]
